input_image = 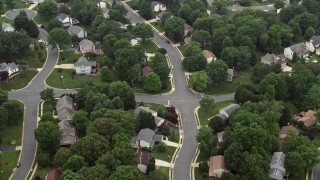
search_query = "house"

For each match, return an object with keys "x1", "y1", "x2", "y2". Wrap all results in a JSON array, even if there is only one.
[
  {"x1": 279, "y1": 125, "x2": 299, "y2": 145},
  {"x1": 45, "y1": 169, "x2": 61, "y2": 180},
  {"x1": 202, "y1": 50, "x2": 216, "y2": 64},
  {"x1": 102, "y1": 7, "x2": 110, "y2": 18},
  {"x1": 56, "y1": 13, "x2": 79, "y2": 27},
  {"x1": 2, "y1": 23, "x2": 15, "y2": 32},
  {"x1": 151, "y1": 1, "x2": 166, "y2": 12},
  {"x1": 75, "y1": 56, "x2": 96, "y2": 75},
  {"x1": 261, "y1": 53, "x2": 282, "y2": 65},
  {"x1": 58, "y1": 120, "x2": 77, "y2": 146},
  {"x1": 219, "y1": 104, "x2": 240, "y2": 120},
  {"x1": 136, "y1": 150, "x2": 152, "y2": 173},
  {"x1": 308, "y1": 36, "x2": 320, "y2": 54},
  {"x1": 0, "y1": 62, "x2": 19, "y2": 76},
  {"x1": 296, "y1": 110, "x2": 316, "y2": 127},
  {"x1": 56, "y1": 96, "x2": 74, "y2": 121},
  {"x1": 184, "y1": 37, "x2": 192, "y2": 45},
  {"x1": 131, "y1": 39, "x2": 139, "y2": 46},
  {"x1": 134, "y1": 106, "x2": 165, "y2": 127},
  {"x1": 94, "y1": 41, "x2": 103, "y2": 54},
  {"x1": 131, "y1": 128, "x2": 164, "y2": 148},
  {"x1": 216, "y1": 131, "x2": 224, "y2": 143},
  {"x1": 156, "y1": 11, "x2": 166, "y2": 21},
  {"x1": 79, "y1": 39, "x2": 103, "y2": 54},
  {"x1": 141, "y1": 66, "x2": 154, "y2": 77},
  {"x1": 184, "y1": 23, "x2": 193, "y2": 36},
  {"x1": 115, "y1": 21, "x2": 127, "y2": 30},
  {"x1": 269, "y1": 152, "x2": 286, "y2": 180},
  {"x1": 67, "y1": 25, "x2": 87, "y2": 38},
  {"x1": 227, "y1": 68, "x2": 234, "y2": 81},
  {"x1": 284, "y1": 43, "x2": 310, "y2": 60},
  {"x1": 209, "y1": 155, "x2": 228, "y2": 178}
]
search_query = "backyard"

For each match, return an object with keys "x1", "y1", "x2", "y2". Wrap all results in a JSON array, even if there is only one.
[
  {"x1": 0, "y1": 151, "x2": 20, "y2": 180},
  {"x1": 0, "y1": 70, "x2": 37, "y2": 91},
  {"x1": 46, "y1": 69, "x2": 101, "y2": 89},
  {"x1": 152, "y1": 145, "x2": 176, "y2": 162}
]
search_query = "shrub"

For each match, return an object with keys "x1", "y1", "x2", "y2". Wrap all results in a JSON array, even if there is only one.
[
  {"x1": 167, "y1": 113, "x2": 178, "y2": 124},
  {"x1": 155, "y1": 142, "x2": 167, "y2": 153},
  {"x1": 161, "y1": 80, "x2": 168, "y2": 89},
  {"x1": 300, "y1": 131, "x2": 315, "y2": 140},
  {"x1": 158, "y1": 48, "x2": 167, "y2": 54},
  {"x1": 85, "y1": 52, "x2": 96, "y2": 58},
  {"x1": 166, "y1": 106, "x2": 176, "y2": 113},
  {"x1": 199, "y1": 161, "x2": 209, "y2": 173}
]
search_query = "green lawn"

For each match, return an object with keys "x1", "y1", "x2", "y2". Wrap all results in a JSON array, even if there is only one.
[
  {"x1": 59, "y1": 51, "x2": 81, "y2": 64},
  {"x1": 158, "y1": 167, "x2": 169, "y2": 178},
  {"x1": 25, "y1": 42, "x2": 47, "y2": 68},
  {"x1": 0, "y1": 100, "x2": 24, "y2": 146},
  {"x1": 177, "y1": 46, "x2": 186, "y2": 57},
  {"x1": 33, "y1": 167, "x2": 55, "y2": 180},
  {"x1": 0, "y1": 151, "x2": 20, "y2": 180},
  {"x1": 0, "y1": 16, "x2": 13, "y2": 24},
  {"x1": 46, "y1": 69, "x2": 101, "y2": 89},
  {"x1": 42, "y1": 100, "x2": 55, "y2": 114},
  {"x1": 0, "y1": 70, "x2": 37, "y2": 91},
  {"x1": 205, "y1": 69, "x2": 253, "y2": 95},
  {"x1": 167, "y1": 132, "x2": 179, "y2": 143},
  {"x1": 152, "y1": 146, "x2": 176, "y2": 162},
  {"x1": 150, "y1": 22, "x2": 165, "y2": 33},
  {"x1": 194, "y1": 167, "x2": 203, "y2": 180},
  {"x1": 197, "y1": 100, "x2": 235, "y2": 126},
  {"x1": 143, "y1": 103, "x2": 165, "y2": 111},
  {"x1": 0, "y1": 0, "x2": 29, "y2": 14},
  {"x1": 133, "y1": 78, "x2": 172, "y2": 95},
  {"x1": 140, "y1": 40, "x2": 159, "y2": 53},
  {"x1": 33, "y1": 13, "x2": 50, "y2": 25}
]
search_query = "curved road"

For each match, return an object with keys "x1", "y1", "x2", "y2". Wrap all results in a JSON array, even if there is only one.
[{"x1": 6, "y1": 6, "x2": 233, "y2": 180}]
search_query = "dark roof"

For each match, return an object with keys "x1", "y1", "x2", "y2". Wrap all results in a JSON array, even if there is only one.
[
  {"x1": 311, "y1": 36, "x2": 320, "y2": 47},
  {"x1": 57, "y1": 13, "x2": 69, "y2": 21},
  {"x1": 56, "y1": 96, "x2": 74, "y2": 121},
  {"x1": 137, "y1": 151, "x2": 152, "y2": 165},
  {"x1": 46, "y1": 169, "x2": 61, "y2": 180},
  {"x1": 68, "y1": 25, "x2": 84, "y2": 35},
  {"x1": 142, "y1": 66, "x2": 154, "y2": 77},
  {"x1": 289, "y1": 43, "x2": 309, "y2": 56},
  {"x1": 261, "y1": 53, "x2": 280, "y2": 64},
  {"x1": 59, "y1": 120, "x2": 77, "y2": 145}
]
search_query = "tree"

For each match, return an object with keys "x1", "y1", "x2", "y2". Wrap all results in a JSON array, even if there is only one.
[
  {"x1": 164, "y1": 16, "x2": 185, "y2": 42},
  {"x1": 139, "y1": 0, "x2": 153, "y2": 20},
  {"x1": 2, "y1": 100, "x2": 22, "y2": 123},
  {"x1": 71, "y1": 0, "x2": 102, "y2": 26},
  {"x1": 143, "y1": 72, "x2": 161, "y2": 93},
  {"x1": 188, "y1": 71, "x2": 211, "y2": 92},
  {"x1": 108, "y1": 81, "x2": 136, "y2": 110},
  {"x1": 279, "y1": 4, "x2": 307, "y2": 23},
  {"x1": 199, "y1": 96, "x2": 215, "y2": 111},
  {"x1": 208, "y1": 116, "x2": 226, "y2": 133},
  {"x1": 293, "y1": 12, "x2": 318, "y2": 33},
  {"x1": 0, "y1": 106, "x2": 8, "y2": 129},
  {"x1": 14, "y1": 13, "x2": 29, "y2": 30},
  {"x1": 146, "y1": 157, "x2": 156, "y2": 174},
  {"x1": 78, "y1": 164, "x2": 110, "y2": 179},
  {"x1": 34, "y1": 121, "x2": 60, "y2": 153},
  {"x1": 192, "y1": 30, "x2": 211, "y2": 47},
  {"x1": 47, "y1": 19, "x2": 63, "y2": 32},
  {"x1": 131, "y1": 23, "x2": 153, "y2": 41},
  {"x1": 72, "y1": 110, "x2": 89, "y2": 136},
  {"x1": 274, "y1": 0, "x2": 285, "y2": 9},
  {"x1": 62, "y1": 155, "x2": 87, "y2": 172},
  {"x1": 151, "y1": 53, "x2": 170, "y2": 81},
  {"x1": 38, "y1": 0, "x2": 58, "y2": 18},
  {"x1": 213, "y1": 0, "x2": 232, "y2": 14},
  {"x1": 5, "y1": 0, "x2": 14, "y2": 9},
  {"x1": 40, "y1": 88, "x2": 55, "y2": 104},
  {"x1": 40, "y1": 112, "x2": 56, "y2": 122},
  {"x1": 100, "y1": 66, "x2": 112, "y2": 82},
  {"x1": 304, "y1": 26, "x2": 315, "y2": 39},
  {"x1": 147, "y1": 169, "x2": 168, "y2": 180},
  {"x1": 240, "y1": 0, "x2": 252, "y2": 6},
  {"x1": 160, "y1": 12, "x2": 171, "y2": 26},
  {"x1": 111, "y1": 96, "x2": 124, "y2": 109},
  {"x1": 109, "y1": 165, "x2": 142, "y2": 180},
  {"x1": 0, "y1": 89, "x2": 8, "y2": 105},
  {"x1": 61, "y1": 170, "x2": 85, "y2": 180},
  {"x1": 252, "y1": 63, "x2": 271, "y2": 83},
  {"x1": 137, "y1": 111, "x2": 156, "y2": 130},
  {"x1": 36, "y1": 151, "x2": 51, "y2": 167},
  {"x1": 54, "y1": 147, "x2": 72, "y2": 167},
  {"x1": 196, "y1": 127, "x2": 216, "y2": 158},
  {"x1": 0, "y1": 31, "x2": 31, "y2": 61},
  {"x1": 285, "y1": 151, "x2": 306, "y2": 177},
  {"x1": 303, "y1": 84, "x2": 320, "y2": 109},
  {"x1": 48, "y1": 27, "x2": 72, "y2": 49},
  {"x1": 26, "y1": 20, "x2": 39, "y2": 38},
  {"x1": 205, "y1": 60, "x2": 228, "y2": 84}
]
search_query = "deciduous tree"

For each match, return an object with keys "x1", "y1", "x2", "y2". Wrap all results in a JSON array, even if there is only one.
[
  {"x1": 205, "y1": 60, "x2": 228, "y2": 84},
  {"x1": 199, "y1": 96, "x2": 215, "y2": 111},
  {"x1": 48, "y1": 27, "x2": 72, "y2": 49},
  {"x1": 188, "y1": 71, "x2": 211, "y2": 92},
  {"x1": 137, "y1": 111, "x2": 156, "y2": 130},
  {"x1": 38, "y1": 0, "x2": 58, "y2": 18},
  {"x1": 62, "y1": 155, "x2": 87, "y2": 172},
  {"x1": 143, "y1": 72, "x2": 161, "y2": 93},
  {"x1": 34, "y1": 121, "x2": 60, "y2": 153}
]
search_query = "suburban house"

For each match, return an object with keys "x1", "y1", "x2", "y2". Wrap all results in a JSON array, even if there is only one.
[
  {"x1": 67, "y1": 25, "x2": 87, "y2": 38},
  {"x1": 184, "y1": 37, "x2": 192, "y2": 45},
  {"x1": 115, "y1": 21, "x2": 127, "y2": 30},
  {"x1": 0, "y1": 62, "x2": 19, "y2": 76},
  {"x1": 278, "y1": 125, "x2": 299, "y2": 145},
  {"x1": 308, "y1": 36, "x2": 320, "y2": 54},
  {"x1": 79, "y1": 39, "x2": 103, "y2": 54},
  {"x1": 284, "y1": 43, "x2": 310, "y2": 60},
  {"x1": 45, "y1": 169, "x2": 61, "y2": 180},
  {"x1": 131, "y1": 128, "x2": 164, "y2": 149},
  {"x1": 141, "y1": 66, "x2": 154, "y2": 78},
  {"x1": 56, "y1": 13, "x2": 79, "y2": 27},
  {"x1": 295, "y1": 110, "x2": 316, "y2": 127},
  {"x1": 151, "y1": 1, "x2": 166, "y2": 12},
  {"x1": 2, "y1": 23, "x2": 15, "y2": 32},
  {"x1": 156, "y1": 11, "x2": 166, "y2": 21},
  {"x1": 261, "y1": 53, "x2": 283, "y2": 65},
  {"x1": 58, "y1": 120, "x2": 77, "y2": 146},
  {"x1": 134, "y1": 106, "x2": 165, "y2": 127},
  {"x1": 269, "y1": 152, "x2": 286, "y2": 180},
  {"x1": 56, "y1": 96, "x2": 74, "y2": 121},
  {"x1": 219, "y1": 104, "x2": 240, "y2": 120},
  {"x1": 184, "y1": 23, "x2": 193, "y2": 36},
  {"x1": 202, "y1": 50, "x2": 216, "y2": 64},
  {"x1": 209, "y1": 155, "x2": 228, "y2": 178},
  {"x1": 75, "y1": 56, "x2": 97, "y2": 75},
  {"x1": 136, "y1": 150, "x2": 152, "y2": 173},
  {"x1": 227, "y1": 68, "x2": 234, "y2": 81},
  {"x1": 131, "y1": 39, "x2": 139, "y2": 46},
  {"x1": 216, "y1": 131, "x2": 224, "y2": 143}
]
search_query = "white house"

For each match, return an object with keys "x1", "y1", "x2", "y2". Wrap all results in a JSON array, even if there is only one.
[
  {"x1": 79, "y1": 39, "x2": 94, "y2": 54},
  {"x1": 57, "y1": 13, "x2": 79, "y2": 27},
  {"x1": 227, "y1": 68, "x2": 234, "y2": 82},
  {"x1": 308, "y1": 36, "x2": 320, "y2": 54},
  {"x1": 131, "y1": 39, "x2": 139, "y2": 46},
  {"x1": 202, "y1": 50, "x2": 216, "y2": 64},
  {"x1": 151, "y1": 1, "x2": 166, "y2": 12},
  {"x1": 131, "y1": 128, "x2": 163, "y2": 148},
  {"x1": 216, "y1": 131, "x2": 224, "y2": 143},
  {"x1": 269, "y1": 152, "x2": 286, "y2": 180},
  {"x1": 115, "y1": 21, "x2": 127, "y2": 30},
  {"x1": 156, "y1": 11, "x2": 166, "y2": 21},
  {"x1": 1, "y1": 23, "x2": 15, "y2": 32},
  {"x1": 219, "y1": 104, "x2": 240, "y2": 120},
  {"x1": 209, "y1": 155, "x2": 228, "y2": 178},
  {"x1": 0, "y1": 62, "x2": 19, "y2": 76},
  {"x1": 136, "y1": 151, "x2": 152, "y2": 173},
  {"x1": 67, "y1": 26, "x2": 87, "y2": 38},
  {"x1": 74, "y1": 56, "x2": 96, "y2": 75},
  {"x1": 284, "y1": 43, "x2": 310, "y2": 60}
]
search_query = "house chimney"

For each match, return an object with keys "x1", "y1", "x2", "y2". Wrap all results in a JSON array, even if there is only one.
[
  {"x1": 138, "y1": 138, "x2": 141, "y2": 149},
  {"x1": 69, "y1": 16, "x2": 72, "y2": 26}
]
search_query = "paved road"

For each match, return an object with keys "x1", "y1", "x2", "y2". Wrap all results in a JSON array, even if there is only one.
[
  {"x1": 313, "y1": 164, "x2": 320, "y2": 180},
  {"x1": 227, "y1": 4, "x2": 276, "y2": 17}
]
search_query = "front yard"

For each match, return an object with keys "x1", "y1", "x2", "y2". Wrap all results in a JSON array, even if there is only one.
[
  {"x1": 133, "y1": 78, "x2": 172, "y2": 95},
  {"x1": 0, "y1": 16, "x2": 13, "y2": 24},
  {"x1": 46, "y1": 69, "x2": 101, "y2": 89},
  {"x1": 150, "y1": 22, "x2": 165, "y2": 33},
  {"x1": 152, "y1": 145, "x2": 176, "y2": 162},
  {"x1": 25, "y1": 41, "x2": 47, "y2": 68},
  {"x1": 140, "y1": 40, "x2": 159, "y2": 53},
  {"x1": 0, "y1": 70, "x2": 37, "y2": 91},
  {"x1": 0, "y1": 151, "x2": 20, "y2": 180},
  {"x1": 59, "y1": 51, "x2": 81, "y2": 65},
  {"x1": 197, "y1": 100, "x2": 235, "y2": 126}
]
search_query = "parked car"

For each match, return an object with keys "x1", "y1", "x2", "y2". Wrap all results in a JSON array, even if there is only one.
[
  {"x1": 28, "y1": 0, "x2": 34, "y2": 4},
  {"x1": 16, "y1": 162, "x2": 21, "y2": 168},
  {"x1": 179, "y1": 41, "x2": 186, "y2": 45}
]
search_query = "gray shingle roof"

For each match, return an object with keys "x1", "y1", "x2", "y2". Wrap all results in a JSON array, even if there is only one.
[
  {"x1": 219, "y1": 104, "x2": 240, "y2": 118},
  {"x1": 79, "y1": 39, "x2": 93, "y2": 48},
  {"x1": 136, "y1": 128, "x2": 163, "y2": 148},
  {"x1": 269, "y1": 152, "x2": 286, "y2": 180},
  {"x1": 289, "y1": 43, "x2": 309, "y2": 56},
  {"x1": 8, "y1": 62, "x2": 18, "y2": 71},
  {"x1": 56, "y1": 96, "x2": 74, "y2": 121},
  {"x1": 2, "y1": 23, "x2": 14, "y2": 31},
  {"x1": 57, "y1": 13, "x2": 69, "y2": 21},
  {"x1": 261, "y1": 53, "x2": 280, "y2": 64},
  {"x1": 0, "y1": 62, "x2": 8, "y2": 71},
  {"x1": 68, "y1": 25, "x2": 84, "y2": 36},
  {"x1": 59, "y1": 120, "x2": 77, "y2": 145},
  {"x1": 311, "y1": 36, "x2": 320, "y2": 47},
  {"x1": 75, "y1": 56, "x2": 96, "y2": 67}
]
